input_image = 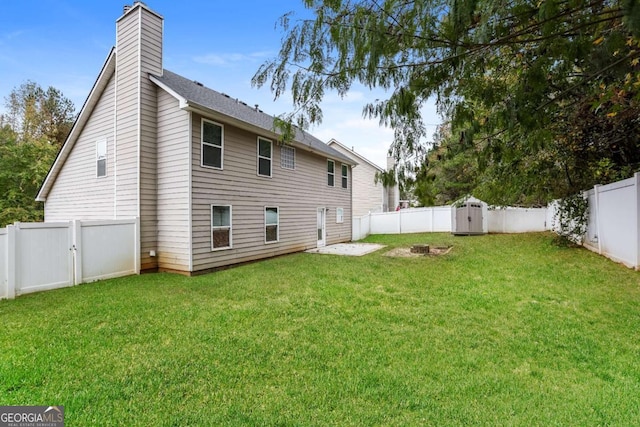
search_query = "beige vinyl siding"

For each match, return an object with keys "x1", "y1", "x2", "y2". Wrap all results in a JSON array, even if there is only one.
[
  {"x1": 139, "y1": 77, "x2": 158, "y2": 270},
  {"x1": 329, "y1": 143, "x2": 384, "y2": 216},
  {"x1": 156, "y1": 90, "x2": 190, "y2": 272},
  {"x1": 190, "y1": 113, "x2": 351, "y2": 271},
  {"x1": 140, "y1": 11, "x2": 163, "y2": 76},
  {"x1": 115, "y1": 12, "x2": 140, "y2": 219},
  {"x1": 45, "y1": 74, "x2": 116, "y2": 220},
  {"x1": 138, "y1": 15, "x2": 162, "y2": 269},
  {"x1": 116, "y1": 5, "x2": 163, "y2": 269}
]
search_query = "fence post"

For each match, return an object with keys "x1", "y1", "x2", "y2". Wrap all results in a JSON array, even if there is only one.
[
  {"x1": 430, "y1": 208, "x2": 434, "y2": 232},
  {"x1": 7, "y1": 225, "x2": 16, "y2": 299},
  {"x1": 73, "y1": 220, "x2": 83, "y2": 285},
  {"x1": 593, "y1": 185, "x2": 602, "y2": 255},
  {"x1": 635, "y1": 172, "x2": 640, "y2": 269},
  {"x1": 134, "y1": 217, "x2": 141, "y2": 274}
]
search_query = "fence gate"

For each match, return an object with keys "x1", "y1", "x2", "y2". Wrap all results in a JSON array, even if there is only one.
[
  {"x1": 13, "y1": 222, "x2": 74, "y2": 296},
  {"x1": 1, "y1": 218, "x2": 139, "y2": 300}
]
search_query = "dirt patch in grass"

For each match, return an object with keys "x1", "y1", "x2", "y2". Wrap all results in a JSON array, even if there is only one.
[{"x1": 383, "y1": 245, "x2": 453, "y2": 258}]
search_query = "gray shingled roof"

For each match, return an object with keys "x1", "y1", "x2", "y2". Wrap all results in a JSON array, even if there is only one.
[{"x1": 151, "y1": 70, "x2": 355, "y2": 164}]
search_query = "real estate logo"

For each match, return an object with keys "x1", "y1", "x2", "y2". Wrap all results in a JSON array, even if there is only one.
[{"x1": 0, "y1": 406, "x2": 64, "y2": 427}]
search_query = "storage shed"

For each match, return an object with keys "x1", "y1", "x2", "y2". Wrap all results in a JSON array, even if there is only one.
[{"x1": 451, "y1": 196, "x2": 488, "y2": 235}]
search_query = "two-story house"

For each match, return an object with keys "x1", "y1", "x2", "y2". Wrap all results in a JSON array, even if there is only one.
[
  {"x1": 36, "y1": 2, "x2": 355, "y2": 274},
  {"x1": 327, "y1": 139, "x2": 399, "y2": 217}
]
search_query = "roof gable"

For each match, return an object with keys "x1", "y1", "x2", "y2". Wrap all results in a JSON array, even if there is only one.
[
  {"x1": 37, "y1": 48, "x2": 116, "y2": 202},
  {"x1": 327, "y1": 138, "x2": 385, "y2": 171},
  {"x1": 151, "y1": 70, "x2": 355, "y2": 165}
]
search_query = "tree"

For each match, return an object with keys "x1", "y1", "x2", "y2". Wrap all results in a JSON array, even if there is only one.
[
  {"x1": 0, "y1": 82, "x2": 74, "y2": 226},
  {"x1": 4, "y1": 81, "x2": 75, "y2": 147},
  {"x1": 253, "y1": 0, "x2": 640, "y2": 204},
  {"x1": 0, "y1": 126, "x2": 58, "y2": 226}
]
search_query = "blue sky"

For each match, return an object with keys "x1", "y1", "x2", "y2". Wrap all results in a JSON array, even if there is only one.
[{"x1": 0, "y1": 0, "x2": 439, "y2": 168}]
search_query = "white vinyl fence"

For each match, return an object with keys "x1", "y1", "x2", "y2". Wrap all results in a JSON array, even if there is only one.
[
  {"x1": 487, "y1": 207, "x2": 551, "y2": 233},
  {"x1": 1, "y1": 218, "x2": 139, "y2": 299},
  {"x1": 354, "y1": 205, "x2": 549, "y2": 238},
  {"x1": 353, "y1": 173, "x2": 640, "y2": 270},
  {"x1": 581, "y1": 173, "x2": 640, "y2": 269}
]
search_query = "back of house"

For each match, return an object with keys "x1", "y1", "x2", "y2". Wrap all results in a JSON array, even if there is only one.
[
  {"x1": 327, "y1": 139, "x2": 399, "y2": 216},
  {"x1": 36, "y1": 2, "x2": 354, "y2": 274}
]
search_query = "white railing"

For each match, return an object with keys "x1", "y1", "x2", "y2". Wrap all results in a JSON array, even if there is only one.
[{"x1": 0, "y1": 218, "x2": 139, "y2": 299}]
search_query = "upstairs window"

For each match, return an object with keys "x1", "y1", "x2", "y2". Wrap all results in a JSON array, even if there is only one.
[
  {"x1": 202, "y1": 119, "x2": 223, "y2": 169},
  {"x1": 327, "y1": 160, "x2": 335, "y2": 187},
  {"x1": 341, "y1": 164, "x2": 348, "y2": 188},
  {"x1": 265, "y1": 207, "x2": 279, "y2": 243},
  {"x1": 258, "y1": 137, "x2": 272, "y2": 177},
  {"x1": 281, "y1": 145, "x2": 295, "y2": 170},
  {"x1": 211, "y1": 205, "x2": 232, "y2": 250},
  {"x1": 96, "y1": 138, "x2": 107, "y2": 178}
]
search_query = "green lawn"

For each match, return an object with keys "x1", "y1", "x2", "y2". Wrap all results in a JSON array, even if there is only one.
[{"x1": 1, "y1": 233, "x2": 639, "y2": 426}]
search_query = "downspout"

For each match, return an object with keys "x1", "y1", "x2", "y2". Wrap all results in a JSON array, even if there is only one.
[
  {"x1": 188, "y1": 111, "x2": 193, "y2": 272},
  {"x1": 113, "y1": 26, "x2": 118, "y2": 218}
]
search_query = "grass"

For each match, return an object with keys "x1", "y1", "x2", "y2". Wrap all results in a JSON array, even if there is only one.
[{"x1": 1, "y1": 233, "x2": 640, "y2": 426}]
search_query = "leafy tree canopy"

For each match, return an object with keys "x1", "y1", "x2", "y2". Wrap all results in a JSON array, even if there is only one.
[
  {"x1": 3, "y1": 80, "x2": 75, "y2": 147},
  {"x1": 253, "y1": 0, "x2": 640, "y2": 205},
  {"x1": 0, "y1": 82, "x2": 74, "y2": 226}
]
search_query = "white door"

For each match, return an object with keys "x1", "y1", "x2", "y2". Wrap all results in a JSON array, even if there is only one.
[{"x1": 317, "y1": 208, "x2": 326, "y2": 247}]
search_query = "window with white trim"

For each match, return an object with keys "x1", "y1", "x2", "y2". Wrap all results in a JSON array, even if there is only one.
[
  {"x1": 202, "y1": 119, "x2": 223, "y2": 169},
  {"x1": 258, "y1": 137, "x2": 272, "y2": 177},
  {"x1": 211, "y1": 205, "x2": 232, "y2": 250},
  {"x1": 96, "y1": 138, "x2": 107, "y2": 178},
  {"x1": 341, "y1": 164, "x2": 348, "y2": 188},
  {"x1": 336, "y1": 207, "x2": 344, "y2": 223},
  {"x1": 327, "y1": 160, "x2": 335, "y2": 187},
  {"x1": 265, "y1": 207, "x2": 279, "y2": 243},
  {"x1": 281, "y1": 145, "x2": 295, "y2": 170}
]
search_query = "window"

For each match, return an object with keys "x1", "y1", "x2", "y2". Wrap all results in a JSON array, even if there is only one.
[
  {"x1": 281, "y1": 145, "x2": 295, "y2": 170},
  {"x1": 202, "y1": 119, "x2": 223, "y2": 169},
  {"x1": 341, "y1": 164, "x2": 348, "y2": 188},
  {"x1": 336, "y1": 207, "x2": 344, "y2": 223},
  {"x1": 265, "y1": 207, "x2": 279, "y2": 243},
  {"x1": 211, "y1": 205, "x2": 232, "y2": 250},
  {"x1": 327, "y1": 160, "x2": 335, "y2": 187},
  {"x1": 257, "y1": 137, "x2": 272, "y2": 177},
  {"x1": 96, "y1": 138, "x2": 107, "y2": 178}
]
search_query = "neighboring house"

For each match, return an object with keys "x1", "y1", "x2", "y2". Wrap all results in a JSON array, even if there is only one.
[
  {"x1": 327, "y1": 139, "x2": 399, "y2": 217},
  {"x1": 36, "y1": 2, "x2": 355, "y2": 274}
]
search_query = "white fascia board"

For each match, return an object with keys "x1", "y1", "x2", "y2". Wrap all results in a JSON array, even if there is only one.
[
  {"x1": 149, "y1": 75, "x2": 189, "y2": 109},
  {"x1": 36, "y1": 49, "x2": 116, "y2": 202}
]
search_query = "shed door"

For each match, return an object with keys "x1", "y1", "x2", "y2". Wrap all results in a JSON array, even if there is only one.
[
  {"x1": 456, "y1": 205, "x2": 470, "y2": 234},
  {"x1": 469, "y1": 203, "x2": 483, "y2": 234},
  {"x1": 455, "y1": 203, "x2": 483, "y2": 234}
]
